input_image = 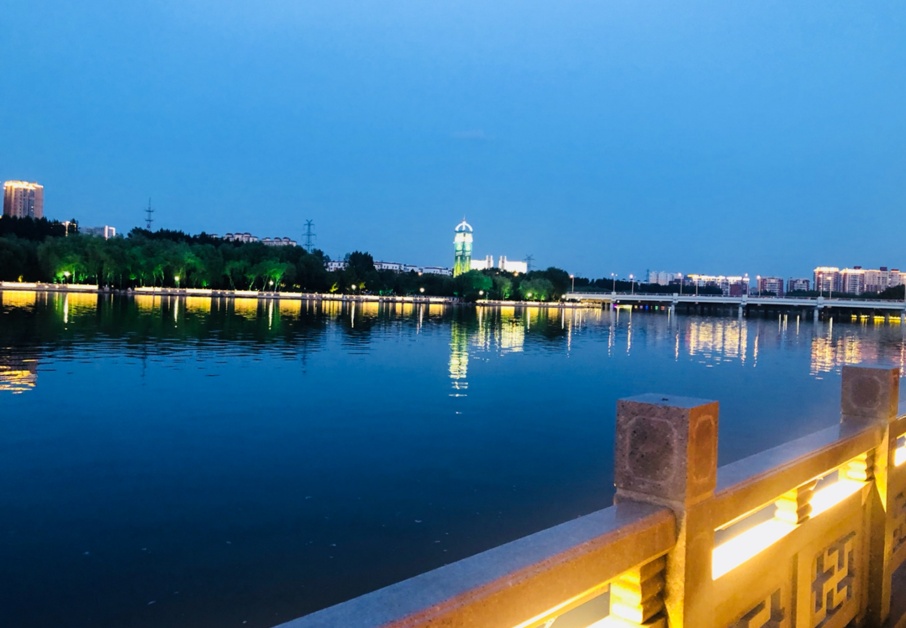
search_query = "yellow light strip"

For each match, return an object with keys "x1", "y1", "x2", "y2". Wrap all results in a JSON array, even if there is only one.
[
  {"x1": 809, "y1": 479, "x2": 863, "y2": 517},
  {"x1": 712, "y1": 519, "x2": 795, "y2": 579},
  {"x1": 895, "y1": 446, "x2": 906, "y2": 467},
  {"x1": 512, "y1": 581, "x2": 610, "y2": 628},
  {"x1": 713, "y1": 475, "x2": 865, "y2": 579}
]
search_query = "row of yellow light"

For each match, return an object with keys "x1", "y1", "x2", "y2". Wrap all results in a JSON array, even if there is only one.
[{"x1": 712, "y1": 438, "x2": 906, "y2": 579}]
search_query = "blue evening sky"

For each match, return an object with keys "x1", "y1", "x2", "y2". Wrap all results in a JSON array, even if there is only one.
[{"x1": 1, "y1": 1, "x2": 904, "y2": 279}]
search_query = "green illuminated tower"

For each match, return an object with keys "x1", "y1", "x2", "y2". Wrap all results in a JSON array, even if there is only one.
[{"x1": 453, "y1": 219, "x2": 473, "y2": 277}]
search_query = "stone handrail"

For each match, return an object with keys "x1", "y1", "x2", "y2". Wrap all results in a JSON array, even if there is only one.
[
  {"x1": 277, "y1": 365, "x2": 906, "y2": 627},
  {"x1": 277, "y1": 503, "x2": 674, "y2": 628}
]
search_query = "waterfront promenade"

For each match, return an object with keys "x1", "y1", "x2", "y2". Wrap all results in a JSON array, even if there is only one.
[{"x1": 282, "y1": 366, "x2": 906, "y2": 627}]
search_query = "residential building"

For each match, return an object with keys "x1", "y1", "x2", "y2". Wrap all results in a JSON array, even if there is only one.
[
  {"x1": 647, "y1": 271, "x2": 681, "y2": 286},
  {"x1": 813, "y1": 267, "x2": 842, "y2": 294},
  {"x1": 3, "y1": 180, "x2": 44, "y2": 219},
  {"x1": 498, "y1": 256, "x2": 527, "y2": 274},
  {"x1": 82, "y1": 225, "x2": 117, "y2": 239},
  {"x1": 787, "y1": 278, "x2": 810, "y2": 293},
  {"x1": 688, "y1": 274, "x2": 749, "y2": 296},
  {"x1": 756, "y1": 276, "x2": 784, "y2": 296}
]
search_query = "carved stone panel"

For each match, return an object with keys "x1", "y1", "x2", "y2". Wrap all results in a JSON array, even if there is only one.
[
  {"x1": 811, "y1": 532, "x2": 856, "y2": 628},
  {"x1": 892, "y1": 491, "x2": 906, "y2": 556},
  {"x1": 729, "y1": 589, "x2": 788, "y2": 628}
]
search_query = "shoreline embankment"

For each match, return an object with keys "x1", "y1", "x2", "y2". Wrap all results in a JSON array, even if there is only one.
[{"x1": 0, "y1": 282, "x2": 594, "y2": 309}]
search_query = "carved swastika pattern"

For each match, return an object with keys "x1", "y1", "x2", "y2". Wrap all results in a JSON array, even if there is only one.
[
  {"x1": 731, "y1": 589, "x2": 787, "y2": 628},
  {"x1": 811, "y1": 532, "x2": 856, "y2": 628},
  {"x1": 892, "y1": 491, "x2": 906, "y2": 555}
]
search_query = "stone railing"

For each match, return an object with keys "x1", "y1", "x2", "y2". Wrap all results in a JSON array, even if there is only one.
[{"x1": 277, "y1": 365, "x2": 906, "y2": 628}]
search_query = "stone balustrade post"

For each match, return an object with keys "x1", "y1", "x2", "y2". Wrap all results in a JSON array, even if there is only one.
[
  {"x1": 615, "y1": 393, "x2": 719, "y2": 627},
  {"x1": 839, "y1": 365, "x2": 900, "y2": 625}
]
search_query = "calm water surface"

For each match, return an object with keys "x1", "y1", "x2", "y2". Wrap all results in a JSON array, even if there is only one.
[{"x1": 2, "y1": 291, "x2": 905, "y2": 627}]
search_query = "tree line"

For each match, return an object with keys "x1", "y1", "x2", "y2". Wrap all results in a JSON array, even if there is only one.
[{"x1": 0, "y1": 217, "x2": 578, "y2": 300}]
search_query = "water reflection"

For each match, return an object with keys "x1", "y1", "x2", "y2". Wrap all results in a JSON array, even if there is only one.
[
  {"x1": 5, "y1": 291, "x2": 906, "y2": 399},
  {"x1": 0, "y1": 349, "x2": 37, "y2": 393}
]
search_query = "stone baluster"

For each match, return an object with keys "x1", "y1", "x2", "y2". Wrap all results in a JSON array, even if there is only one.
[
  {"x1": 774, "y1": 479, "x2": 818, "y2": 525},
  {"x1": 839, "y1": 365, "x2": 900, "y2": 625},
  {"x1": 615, "y1": 393, "x2": 719, "y2": 628}
]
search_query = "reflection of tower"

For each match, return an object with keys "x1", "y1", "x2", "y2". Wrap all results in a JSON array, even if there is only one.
[
  {"x1": 453, "y1": 219, "x2": 473, "y2": 277},
  {"x1": 449, "y1": 317, "x2": 469, "y2": 395}
]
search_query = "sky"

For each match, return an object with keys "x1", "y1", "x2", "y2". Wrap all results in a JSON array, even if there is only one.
[{"x1": 1, "y1": 1, "x2": 904, "y2": 279}]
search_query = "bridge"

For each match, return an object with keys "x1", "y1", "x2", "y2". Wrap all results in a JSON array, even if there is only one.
[
  {"x1": 565, "y1": 291, "x2": 906, "y2": 319},
  {"x1": 280, "y1": 366, "x2": 906, "y2": 628}
]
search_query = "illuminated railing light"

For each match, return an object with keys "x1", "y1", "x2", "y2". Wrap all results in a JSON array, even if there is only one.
[
  {"x1": 512, "y1": 582, "x2": 609, "y2": 628},
  {"x1": 712, "y1": 519, "x2": 795, "y2": 579},
  {"x1": 896, "y1": 446, "x2": 906, "y2": 467},
  {"x1": 895, "y1": 435, "x2": 906, "y2": 467},
  {"x1": 809, "y1": 478, "x2": 864, "y2": 517}
]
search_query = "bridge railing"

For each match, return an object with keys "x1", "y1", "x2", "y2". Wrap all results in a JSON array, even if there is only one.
[{"x1": 278, "y1": 365, "x2": 906, "y2": 628}]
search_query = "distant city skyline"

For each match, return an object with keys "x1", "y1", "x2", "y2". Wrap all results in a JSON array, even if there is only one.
[{"x1": 2, "y1": 2, "x2": 904, "y2": 279}]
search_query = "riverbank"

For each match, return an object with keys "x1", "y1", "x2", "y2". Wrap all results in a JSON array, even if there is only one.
[{"x1": 0, "y1": 282, "x2": 595, "y2": 308}]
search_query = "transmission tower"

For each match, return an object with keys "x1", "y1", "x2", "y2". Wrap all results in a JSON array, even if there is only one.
[
  {"x1": 303, "y1": 219, "x2": 316, "y2": 252},
  {"x1": 144, "y1": 198, "x2": 155, "y2": 230},
  {"x1": 524, "y1": 254, "x2": 535, "y2": 272}
]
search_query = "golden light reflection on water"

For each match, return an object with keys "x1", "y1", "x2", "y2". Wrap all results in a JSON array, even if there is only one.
[
  {"x1": 232, "y1": 298, "x2": 259, "y2": 319},
  {"x1": 1, "y1": 290, "x2": 37, "y2": 309},
  {"x1": 184, "y1": 297, "x2": 212, "y2": 314},
  {"x1": 0, "y1": 361, "x2": 37, "y2": 394},
  {"x1": 449, "y1": 318, "x2": 469, "y2": 396},
  {"x1": 496, "y1": 308, "x2": 525, "y2": 354},
  {"x1": 686, "y1": 319, "x2": 748, "y2": 365},
  {"x1": 134, "y1": 294, "x2": 161, "y2": 312}
]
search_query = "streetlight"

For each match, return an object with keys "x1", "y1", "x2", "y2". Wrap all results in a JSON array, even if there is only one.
[
  {"x1": 678, "y1": 273, "x2": 683, "y2": 296},
  {"x1": 629, "y1": 274, "x2": 635, "y2": 295},
  {"x1": 756, "y1": 275, "x2": 760, "y2": 297},
  {"x1": 526, "y1": 292, "x2": 533, "y2": 301},
  {"x1": 419, "y1": 287, "x2": 425, "y2": 300},
  {"x1": 611, "y1": 273, "x2": 616, "y2": 293},
  {"x1": 569, "y1": 274, "x2": 575, "y2": 292},
  {"x1": 174, "y1": 275, "x2": 180, "y2": 289},
  {"x1": 63, "y1": 271, "x2": 71, "y2": 285},
  {"x1": 268, "y1": 279, "x2": 274, "y2": 292}
]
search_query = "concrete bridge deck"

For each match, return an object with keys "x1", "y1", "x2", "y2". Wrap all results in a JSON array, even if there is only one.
[{"x1": 566, "y1": 291, "x2": 906, "y2": 313}]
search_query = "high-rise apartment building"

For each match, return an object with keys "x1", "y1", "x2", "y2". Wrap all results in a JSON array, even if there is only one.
[
  {"x1": 756, "y1": 276, "x2": 784, "y2": 296},
  {"x1": 787, "y1": 278, "x2": 810, "y2": 293},
  {"x1": 3, "y1": 181, "x2": 44, "y2": 219},
  {"x1": 813, "y1": 267, "x2": 842, "y2": 294}
]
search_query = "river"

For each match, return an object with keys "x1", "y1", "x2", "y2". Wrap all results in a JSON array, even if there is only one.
[{"x1": 2, "y1": 291, "x2": 904, "y2": 627}]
